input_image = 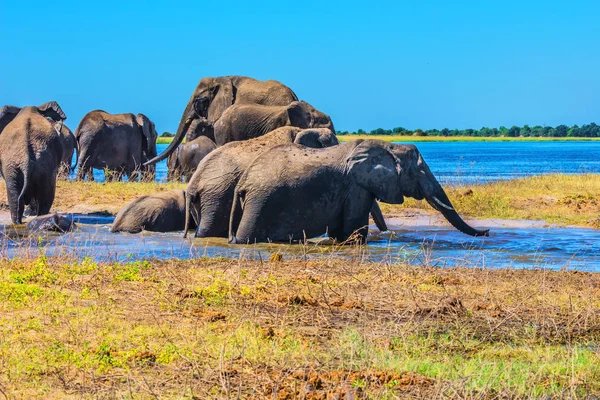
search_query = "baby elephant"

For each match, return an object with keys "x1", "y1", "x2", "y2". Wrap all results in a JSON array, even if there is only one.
[
  {"x1": 27, "y1": 213, "x2": 76, "y2": 233},
  {"x1": 111, "y1": 189, "x2": 194, "y2": 233}
]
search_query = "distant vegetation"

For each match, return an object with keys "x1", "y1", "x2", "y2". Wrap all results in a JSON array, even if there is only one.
[
  {"x1": 160, "y1": 131, "x2": 174, "y2": 137},
  {"x1": 338, "y1": 123, "x2": 600, "y2": 138}
]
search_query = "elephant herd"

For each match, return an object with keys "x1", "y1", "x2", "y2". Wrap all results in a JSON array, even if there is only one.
[{"x1": 0, "y1": 75, "x2": 489, "y2": 242}]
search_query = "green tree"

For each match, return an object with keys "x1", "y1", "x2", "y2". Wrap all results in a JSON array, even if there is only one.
[{"x1": 507, "y1": 126, "x2": 520, "y2": 137}]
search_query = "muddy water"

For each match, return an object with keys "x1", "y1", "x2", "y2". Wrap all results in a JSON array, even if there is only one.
[{"x1": 2, "y1": 214, "x2": 599, "y2": 271}]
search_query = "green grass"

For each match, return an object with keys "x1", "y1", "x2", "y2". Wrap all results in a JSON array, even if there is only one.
[
  {"x1": 1, "y1": 255, "x2": 600, "y2": 398},
  {"x1": 156, "y1": 136, "x2": 175, "y2": 144}
]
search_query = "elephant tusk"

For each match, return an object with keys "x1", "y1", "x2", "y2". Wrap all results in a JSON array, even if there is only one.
[{"x1": 432, "y1": 196, "x2": 454, "y2": 211}]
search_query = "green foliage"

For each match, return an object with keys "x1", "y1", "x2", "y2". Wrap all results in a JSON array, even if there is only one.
[{"x1": 339, "y1": 122, "x2": 599, "y2": 137}]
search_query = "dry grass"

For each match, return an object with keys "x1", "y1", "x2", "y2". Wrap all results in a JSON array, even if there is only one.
[
  {"x1": 381, "y1": 174, "x2": 600, "y2": 228},
  {"x1": 0, "y1": 181, "x2": 185, "y2": 215},
  {"x1": 1, "y1": 174, "x2": 598, "y2": 228},
  {"x1": 0, "y1": 252, "x2": 599, "y2": 398}
]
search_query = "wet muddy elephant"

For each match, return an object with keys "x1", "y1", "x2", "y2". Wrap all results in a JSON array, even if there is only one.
[
  {"x1": 75, "y1": 110, "x2": 157, "y2": 181},
  {"x1": 183, "y1": 127, "x2": 386, "y2": 239},
  {"x1": 111, "y1": 189, "x2": 195, "y2": 233},
  {"x1": 229, "y1": 140, "x2": 490, "y2": 244},
  {"x1": 0, "y1": 102, "x2": 66, "y2": 224}
]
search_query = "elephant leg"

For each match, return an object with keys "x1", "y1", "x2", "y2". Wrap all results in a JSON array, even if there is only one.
[
  {"x1": 6, "y1": 175, "x2": 25, "y2": 225},
  {"x1": 335, "y1": 200, "x2": 370, "y2": 244},
  {"x1": 24, "y1": 199, "x2": 39, "y2": 217},
  {"x1": 195, "y1": 206, "x2": 222, "y2": 238},
  {"x1": 228, "y1": 190, "x2": 265, "y2": 243},
  {"x1": 35, "y1": 180, "x2": 57, "y2": 216}
]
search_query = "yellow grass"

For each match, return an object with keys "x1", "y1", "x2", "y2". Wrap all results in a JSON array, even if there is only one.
[
  {"x1": 381, "y1": 174, "x2": 600, "y2": 228},
  {"x1": 1, "y1": 254, "x2": 599, "y2": 398}
]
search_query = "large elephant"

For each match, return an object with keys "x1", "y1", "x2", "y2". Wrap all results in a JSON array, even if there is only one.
[
  {"x1": 57, "y1": 123, "x2": 77, "y2": 179},
  {"x1": 149, "y1": 100, "x2": 335, "y2": 166},
  {"x1": 183, "y1": 126, "x2": 386, "y2": 239},
  {"x1": 0, "y1": 101, "x2": 66, "y2": 224},
  {"x1": 145, "y1": 75, "x2": 300, "y2": 165},
  {"x1": 111, "y1": 189, "x2": 195, "y2": 233},
  {"x1": 167, "y1": 117, "x2": 216, "y2": 182},
  {"x1": 75, "y1": 110, "x2": 157, "y2": 181},
  {"x1": 229, "y1": 140, "x2": 490, "y2": 244}
]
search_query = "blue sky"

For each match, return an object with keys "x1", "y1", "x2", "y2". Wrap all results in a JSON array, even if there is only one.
[{"x1": 1, "y1": 0, "x2": 598, "y2": 133}]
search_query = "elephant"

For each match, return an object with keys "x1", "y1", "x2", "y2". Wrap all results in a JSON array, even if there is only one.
[
  {"x1": 167, "y1": 117, "x2": 216, "y2": 182},
  {"x1": 57, "y1": 123, "x2": 77, "y2": 179},
  {"x1": 0, "y1": 101, "x2": 66, "y2": 224},
  {"x1": 110, "y1": 189, "x2": 195, "y2": 233},
  {"x1": 228, "y1": 140, "x2": 490, "y2": 244},
  {"x1": 75, "y1": 110, "x2": 157, "y2": 181},
  {"x1": 27, "y1": 213, "x2": 75, "y2": 233},
  {"x1": 148, "y1": 100, "x2": 335, "y2": 165},
  {"x1": 0, "y1": 105, "x2": 23, "y2": 135},
  {"x1": 183, "y1": 126, "x2": 386, "y2": 239}
]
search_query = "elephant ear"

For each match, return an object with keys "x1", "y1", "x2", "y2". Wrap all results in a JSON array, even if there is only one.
[
  {"x1": 207, "y1": 77, "x2": 235, "y2": 122},
  {"x1": 287, "y1": 101, "x2": 311, "y2": 129},
  {"x1": 0, "y1": 105, "x2": 21, "y2": 134},
  {"x1": 346, "y1": 141, "x2": 404, "y2": 204},
  {"x1": 136, "y1": 114, "x2": 158, "y2": 158},
  {"x1": 294, "y1": 128, "x2": 338, "y2": 148},
  {"x1": 38, "y1": 101, "x2": 67, "y2": 122}
]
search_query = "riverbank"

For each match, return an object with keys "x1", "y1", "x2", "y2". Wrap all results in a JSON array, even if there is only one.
[
  {"x1": 1, "y1": 174, "x2": 597, "y2": 228},
  {"x1": 337, "y1": 135, "x2": 600, "y2": 143},
  {"x1": 156, "y1": 136, "x2": 600, "y2": 144},
  {"x1": 1, "y1": 254, "x2": 598, "y2": 398}
]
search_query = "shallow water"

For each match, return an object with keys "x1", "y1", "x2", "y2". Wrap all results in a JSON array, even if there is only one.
[
  {"x1": 2, "y1": 214, "x2": 599, "y2": 272},
  {"x1": 67, "y1": 141, "x2": 600, "y2": 185}
]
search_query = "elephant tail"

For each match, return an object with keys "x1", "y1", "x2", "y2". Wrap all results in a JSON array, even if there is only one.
[
  {"x1": 17, "y1": 167, "x2": 29, "y2": 218},
  {"x1": 71, "y1": 136, "x2": 79, "y2": 172}
]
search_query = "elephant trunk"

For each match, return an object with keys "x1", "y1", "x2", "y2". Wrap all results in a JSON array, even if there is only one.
[
  {"x1": 419, "y1": 161, "x2": 489, "y2": 237},
  {"x1": 183, "y1": 191, "x2": 192, "y2": 238},
  {"x1": 144, "y1": 104, "x2": 193, "y2": 166}
]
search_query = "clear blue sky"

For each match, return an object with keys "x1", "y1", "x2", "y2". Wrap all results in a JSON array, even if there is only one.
[{"x1": 1, "y1": 0, "x2": 598, "y2": 133}]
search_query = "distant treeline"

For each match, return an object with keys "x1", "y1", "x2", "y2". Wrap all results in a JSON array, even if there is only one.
[{"x1": 338, "y1": 123, "x2": 600, "y2": 137}]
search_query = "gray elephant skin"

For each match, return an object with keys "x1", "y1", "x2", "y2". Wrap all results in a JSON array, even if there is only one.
[
  {"x1": 27, "y1": 213, "x2": 76, "y2": 233},
  {"x1": 150, "y1": 99, "x2": 334, "y2": 165},
  {"x1": 75, "y1": 110, "x2": 158, "y2": 181},
  {"x1": 111, "y1": 189, "x2": 195, "y2": 233},
  {"x1": 167, "y1": 118, "x2": 216, "y2": 182},
  {"x1": 229, "y1": 140, "x2": 490, "y2": 244},
  {"x1": 0, "y1": 102, "x2": 67, "y2": 224},
  {"x1": 184, "y1": 126, "x2": 344, "y2": 239},
  {"x1": 58, "y1": 123, "x2": 77, "y2": 179},
  {"x1": 146, "y1": 75, "x2": 308, "y2": 165}
]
